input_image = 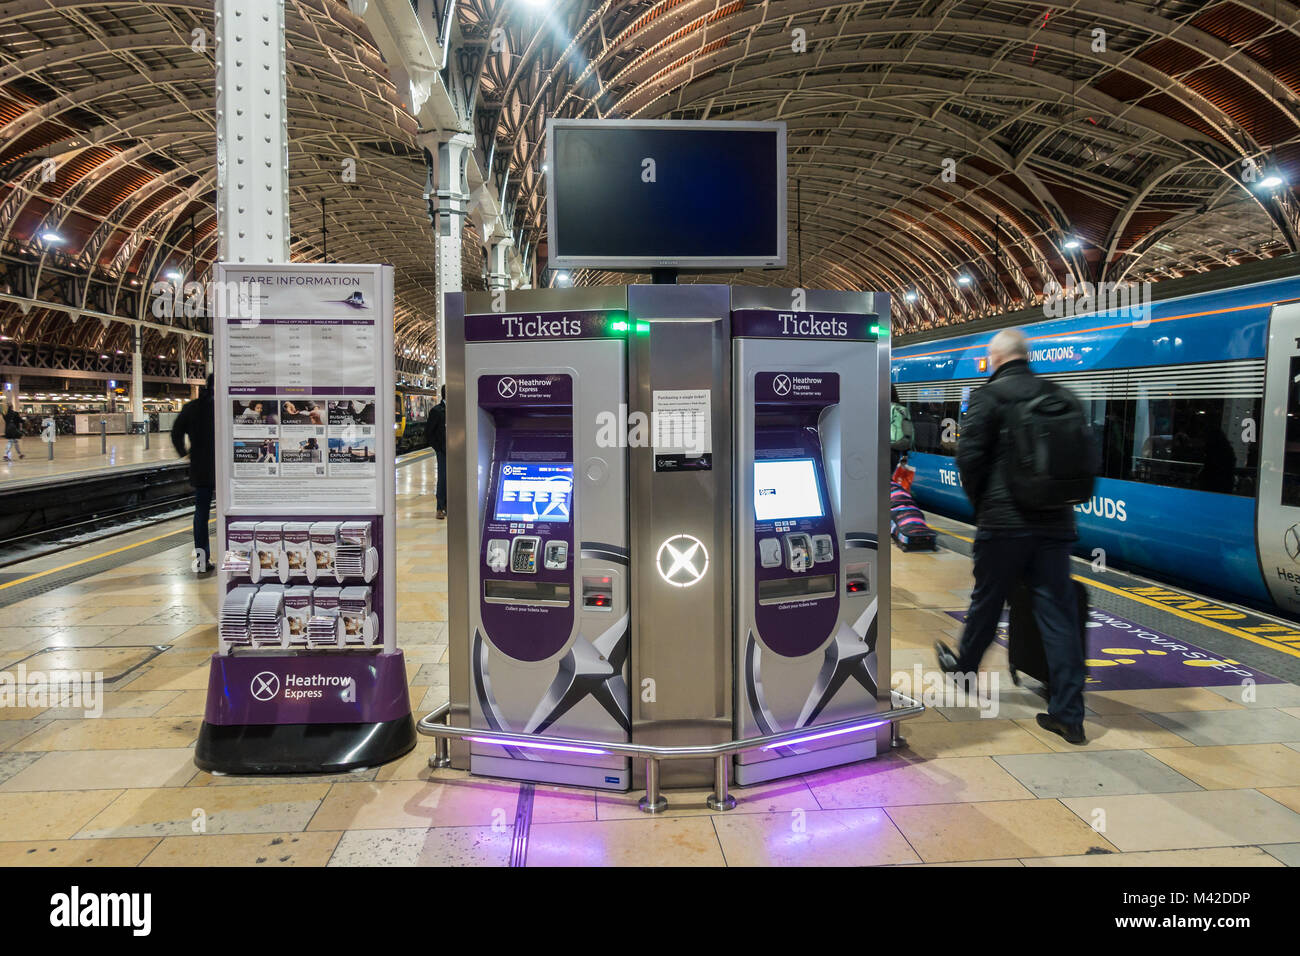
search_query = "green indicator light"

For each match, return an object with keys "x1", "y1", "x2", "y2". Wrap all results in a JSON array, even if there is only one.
[
  {"x1": 610, "y1": 320, "x2": 629, "y2": 333},
  {"x1": 635, "y1": 321, "x2": 650, "y2": 334}
]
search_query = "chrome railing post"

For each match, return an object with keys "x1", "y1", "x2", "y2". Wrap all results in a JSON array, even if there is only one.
[
  {"x1": 639, "y1": 757, "x2": 667, "y2": 813},
  {"x1": 891, "y1": 721, "x2": 906, "y2": 749},
  {"x1": 707, "y1": 754, "x2": 736, "y2": 811}
]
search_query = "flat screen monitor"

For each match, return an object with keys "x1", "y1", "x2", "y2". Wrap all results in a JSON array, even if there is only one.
[
  {"x1": 546, "y1": 119, "x2": 786, "y2": 270},
  {"x1": 493, "y1": 462, "x2": 573, "y2": 523},
  {"x1": 754, "y1": 458, "x2": 824, "y2": 522}
]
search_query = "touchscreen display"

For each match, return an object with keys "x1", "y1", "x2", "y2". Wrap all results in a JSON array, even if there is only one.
[
  {"x1": 754, "y1": 458, "x2": 824, "y2": 521},
  {"x1": 493, "y1": 462, "x2": 573, "y2": 523}
]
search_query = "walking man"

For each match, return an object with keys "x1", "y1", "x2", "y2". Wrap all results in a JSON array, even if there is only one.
[
  {"x1": 172, "y1": 373, "x2": 216, "y2": 573},
  {"x1": 934, "y1": 329, "x2": 1089, "y2": 744},
  {"x1": 429, "y1": 384, "x2": 447, "y2": 520},
  {"x1": 3, "y1": 400, "x2": 25, "y2": 461}
]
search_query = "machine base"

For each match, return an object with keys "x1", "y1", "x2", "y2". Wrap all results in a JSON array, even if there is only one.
[
  {"x1": 734, "y1": 736, "x2": 877, "y2": 786},
  {"x1": 195, "y1": 716, "x2": 417, "y2": 774},
  {"x1": 472, "y1": 752, "x2": 629, "y2": 791}
]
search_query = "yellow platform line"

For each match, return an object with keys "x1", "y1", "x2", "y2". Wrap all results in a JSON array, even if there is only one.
[
  {"x1": 1, "y1": 448, "x2": 435, "y2": 594},
  {"x1": 934, "y1": 524, "x2": 1300, "y2": 661},
  {"x1": 0, "y1": 523, "x2": 207, "y2": 592}
]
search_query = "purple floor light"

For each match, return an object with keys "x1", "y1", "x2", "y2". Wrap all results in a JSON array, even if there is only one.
[
  {"x1": 467, "y1": 736, "x2": 609, "y2": 756},
  {"x1": 762, "y1": 719, "x2": 887, "y2": 751}
]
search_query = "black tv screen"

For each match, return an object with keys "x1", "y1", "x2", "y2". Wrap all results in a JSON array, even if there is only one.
[{"x1": 546, "y1": 120, "x2": 786, "y2": 270}]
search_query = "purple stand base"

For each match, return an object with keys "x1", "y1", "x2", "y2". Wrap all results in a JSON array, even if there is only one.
[{"x1": 194, "y1": 650, "x2": 415, "y2": 774}]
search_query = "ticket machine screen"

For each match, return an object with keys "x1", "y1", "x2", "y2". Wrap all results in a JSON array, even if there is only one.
[
  {"x1": 492, "y1": 462, "x2": 574, "y2": 523},
  {"x1": 754, "y1": 458, "x2": 824, "y2": 522}
]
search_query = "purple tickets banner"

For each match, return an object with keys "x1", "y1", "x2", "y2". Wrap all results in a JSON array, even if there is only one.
[
  {"x1": 732, "y1": 309, "x2": 876, "y2": 340},
  {"x1": 466, "y1": 309, "x2": 626, "y2": 342},
  {"x1": 204, "y1": 650, "x2": 412, "y2": 725},
  {"x1": 478, "y1": 373, "x2": 573, "y2": 407},
  {"x1": 945, "y1": 608, "x2": 1282, "y2": 690},
  {"x1": 755, "y1": 371, "x2": 840, "y2": 404}
]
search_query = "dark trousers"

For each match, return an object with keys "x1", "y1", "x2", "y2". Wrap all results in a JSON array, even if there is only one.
[
  {"x1": 957, "y1": 531, "x2": 1086, "y2": 726},
  {"x1": 434, "y1": 448, "x2": 446, "y2": 511},
  {"x1": 193, "y1": 486, "x2": 213, "y2": 567}
]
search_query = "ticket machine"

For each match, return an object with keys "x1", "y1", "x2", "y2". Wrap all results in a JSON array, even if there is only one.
[
  {"x1": 731, "y1": 288, "x2": 891, "y2": 784},
  {"x1": 449, "y1": 288, "x2": 632, "y2": 790}
]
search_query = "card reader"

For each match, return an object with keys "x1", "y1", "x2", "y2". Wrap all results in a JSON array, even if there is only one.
[{"x1": 510, "y1": 536, "x2": 541, "y2": 573}]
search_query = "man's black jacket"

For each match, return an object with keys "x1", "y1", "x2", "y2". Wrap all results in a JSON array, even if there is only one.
[
  {"x1": 171, "y1": 389, "x2": 215, "y2": 488},
  {"x1": 427, "y1": 401, "x2": 447, "y2": 454},
  {"x1": 955, "y1": 359, "x2": 1077, "y2": 536}
]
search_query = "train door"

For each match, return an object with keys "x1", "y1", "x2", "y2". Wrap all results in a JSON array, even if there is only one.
[{"x1": 1257, "y1": 302, "x2": 1300, "y2": 616}]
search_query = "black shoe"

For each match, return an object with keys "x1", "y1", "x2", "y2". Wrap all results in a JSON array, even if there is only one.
[
  {"x1": 934, "y1": 640, "x2": 961, "y2": 674},
  {"x1": 1036, "y1": 712, "x2": 1086, "y2": 745}
]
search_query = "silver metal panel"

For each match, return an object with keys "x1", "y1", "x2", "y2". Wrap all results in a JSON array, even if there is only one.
[
  {"x1": 627, "y1": 284, "x2": 733, "y2": 788},
  {"x1": 545, "y1": 119, "x2": 787, "y2": 271},
  {"x1": 445, "y1": 292, "x2": 470, "y2": 767},
  {"x1": 1257, "y1": 302, "x2": 1300, "y2": 616}
]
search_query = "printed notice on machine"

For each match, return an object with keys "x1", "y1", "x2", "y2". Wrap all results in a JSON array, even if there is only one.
[{"x1": 651, "y1": 388, "x2": 713, "y2": 472}]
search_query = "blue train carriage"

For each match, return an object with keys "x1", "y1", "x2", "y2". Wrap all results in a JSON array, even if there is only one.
[{"x1": 891, "y1": 271, "x2": 1300, "y2": 619}]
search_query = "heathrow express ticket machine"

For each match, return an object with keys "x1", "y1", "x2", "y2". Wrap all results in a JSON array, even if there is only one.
[{"x1": 446, "y1": 286, "x2": 890, "y2": 790}]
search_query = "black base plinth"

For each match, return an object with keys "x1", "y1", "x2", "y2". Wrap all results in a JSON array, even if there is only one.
[{"x1": 194, "y1": 715, "x2": 417, "y2": 774}]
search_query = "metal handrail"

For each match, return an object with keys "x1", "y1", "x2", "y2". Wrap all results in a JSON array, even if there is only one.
[{"x1": 416, "y1": 693, "x2": 925, "y2": 813}]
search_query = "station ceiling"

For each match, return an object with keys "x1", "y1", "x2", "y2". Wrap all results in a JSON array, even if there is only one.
[{"x1": 1, "y1": 0, "x2": 1297, "y2": 365}]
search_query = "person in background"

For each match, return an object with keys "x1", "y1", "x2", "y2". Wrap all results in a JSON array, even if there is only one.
[
  {"x1": 428, "y1": 384, "x2": 447, "y2": 520},
  {"x1": 172, "y1": 373, "x2": 216, "y2": 573},
  {"x1": 934, "y1": 328, "x2": 1088, "y2": 744},
  {"x1": 3, "y1": 400, "x2": 25, "y2": 461},
  {"x1": 889, "y1": 384, "x2": 913, "y2": 471}
]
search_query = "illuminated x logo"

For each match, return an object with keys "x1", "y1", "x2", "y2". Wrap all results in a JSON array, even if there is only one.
[
  {"x1": 657, "y1": 534, "x2": 708, "y2": 587},
  {"x1": 497, "y1": 377, "x2": 517, "y2": 398},
  {"x1": 773, "y1": 374, "x2": 792, "y2": 396},
  {"x1": 250, "y1": 671, "x2": 280, "y2": 701}
]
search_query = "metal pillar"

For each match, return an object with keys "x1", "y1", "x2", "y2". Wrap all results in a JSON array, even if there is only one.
[
  {"x1": 431, "y1": 132, "x2": 473, "y2": 388},
  {"x1": 486, "y1": 236, "x2": 512, "y2": 291},
  {"x1": 215, "y1": 0, "x2": 290, "y2": 264},
  {"x1": 130, "y1": 325, "x2": 144, "y2": 426}
]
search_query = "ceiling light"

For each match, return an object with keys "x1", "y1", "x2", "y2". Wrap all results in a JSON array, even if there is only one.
[
  {"x1": 1258, "y1": 174, "x2": 1284, "y2": 190},
  {"x1": 40, "y1": 231, "x2": 64, "y2": 244},
  {"x1": 1063, "y1": 237, "x2": 1082, "y2": 250},
  {"x1": 165, "y1": 270, "x2": 182, "y2": 281},
  {"x1": 904, "y1": 291, "x2": 918, "y2": 302},
  {"x1": 957, "y1": 274, "x2": 972, "y2": 286}
]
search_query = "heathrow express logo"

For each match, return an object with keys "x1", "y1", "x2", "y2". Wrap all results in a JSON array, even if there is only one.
[
  {"x1": 657, "y1": 534, "x2": 709, "y2": 588},
  {"x1": 497, "y1": 377, "x2": 518, "y2": 398},
  {"x1": 772, "y1": 374, "x2": 792, "y2": 396},
  {"x1": 1285, "y1": 525, "x2": 1300, "y2": 563},
  {"x1": 250, "y1": 671, "x2": 280, "y2": 701}
]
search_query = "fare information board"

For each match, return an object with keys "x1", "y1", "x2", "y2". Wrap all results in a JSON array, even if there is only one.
[{"x1": 217, "y1": 266, "x2": 388, "y2": 511}]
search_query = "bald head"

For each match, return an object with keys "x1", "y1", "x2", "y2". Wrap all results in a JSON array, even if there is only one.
[{"x1": 988, "y1": 328, "x2": 1029, "y2": 372}]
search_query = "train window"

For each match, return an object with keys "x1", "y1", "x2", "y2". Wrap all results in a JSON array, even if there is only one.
[
  {"x1": 1282, "y1": 357, "x2": 1300, "y2": 507},
  {"x1": 1109, "y1": 395, "x2": 1259, "y2": 497},
  {"x1": 906, "y1": 400, "x2": 961, "y2": 456}
]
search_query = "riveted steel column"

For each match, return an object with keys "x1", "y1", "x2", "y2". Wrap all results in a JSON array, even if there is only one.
[
  {"x1": 432, "y1": 132, "x2": 473, "y2": 388},
  {"x1": 215, "y1": 0, "x2": 290, "y2": 264}
]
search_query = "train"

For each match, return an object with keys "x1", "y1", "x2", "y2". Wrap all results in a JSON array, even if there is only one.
[
  {"x1": 891, "y1": 263, "x2": 1300, "y2": 621},
  {"x1": 395, "y1": 384, "x2": 440, "y2": 454}
]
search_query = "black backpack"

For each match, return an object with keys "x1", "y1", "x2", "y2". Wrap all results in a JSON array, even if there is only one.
[{"x1": 996, "y1": 381, "x2": 1096, "y2": 510}]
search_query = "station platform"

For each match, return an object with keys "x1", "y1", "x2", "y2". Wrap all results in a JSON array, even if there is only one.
[
  {"x1": 1, "y1": 451, "x2": 1299, "y2": 867},
  {"x1": 0, "y1": 433, "x2": 180, "y2": 488}
]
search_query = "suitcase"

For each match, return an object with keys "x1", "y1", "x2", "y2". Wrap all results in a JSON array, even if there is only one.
[{"x1": 1007, "y1": 580, "x2": 1089, "y2": 686}]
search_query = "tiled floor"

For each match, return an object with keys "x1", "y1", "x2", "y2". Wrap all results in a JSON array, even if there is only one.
[{"x1": 1, "y1": 452, "x2": 1299, "y2": 866}]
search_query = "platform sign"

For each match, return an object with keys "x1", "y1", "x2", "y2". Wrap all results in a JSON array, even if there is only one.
[{"x1": 198, "y1": 263, "x2": 414, "y2": 774}]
